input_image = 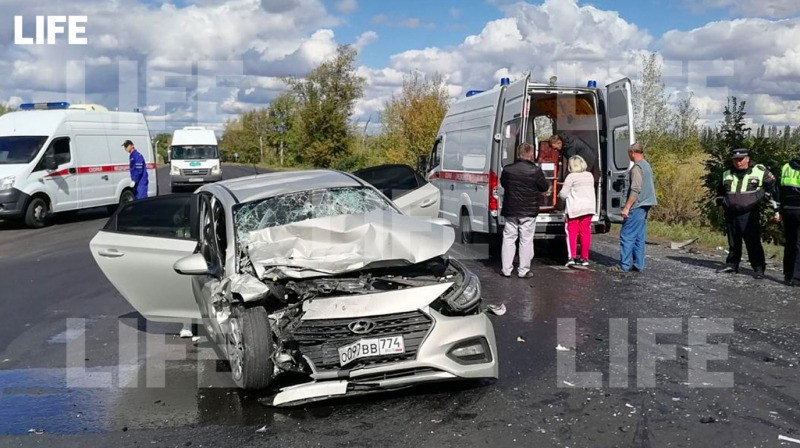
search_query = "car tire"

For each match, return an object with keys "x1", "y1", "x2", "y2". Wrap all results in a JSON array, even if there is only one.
[
  {"x1": 107, "y1": 189, "x2": 135, "y2": 214},
  {"x1": 227, "y1": 306, "x2": 273, "y2": 390},
  {"x1": 459, "y1": 213, "x2": 473, "y2": 245},
  {"x1": 24, "y1": 196, "x2": 50, "y2": 228}
]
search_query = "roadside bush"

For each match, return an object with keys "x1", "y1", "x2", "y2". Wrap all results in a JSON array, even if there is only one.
[{"x1": 649, "y1": 152, "x2": 707, "y2": 226}]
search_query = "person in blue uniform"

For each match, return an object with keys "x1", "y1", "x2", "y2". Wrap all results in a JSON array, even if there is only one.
[{"x1": 123, "y1": 140, "x2": 149, "y2": 200}]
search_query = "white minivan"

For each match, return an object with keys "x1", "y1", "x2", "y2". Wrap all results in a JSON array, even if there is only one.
[
  {"x1": 168, "y1": 126, "x2": 222, "y2": 191},
  {"x1": 424, "y1": 75, "x2": 635, "y2": 243},
  {"x1": 0, "y1": 102, "x2": 156, "y2": 228}
]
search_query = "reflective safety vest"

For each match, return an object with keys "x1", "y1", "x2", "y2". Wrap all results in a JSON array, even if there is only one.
[
  {"x1": 722, "y1": 165, "x2": 766, "y2": 194},
  {"x1": 781, "y1": 163, "x2": 800, "y2": 188}
]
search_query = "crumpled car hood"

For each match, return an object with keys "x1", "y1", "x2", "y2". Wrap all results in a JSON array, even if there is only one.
[{"x1": 246, "y1": 210, "x2": 455, "y2": 278}]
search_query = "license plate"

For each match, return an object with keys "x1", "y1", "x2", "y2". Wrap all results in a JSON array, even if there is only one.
[
  {"x1": 338, "y1": 336, "x2": 405, "y2": 367},
  {"x1": 189, "y1": 177, "x2": 203, "y2": 182}
]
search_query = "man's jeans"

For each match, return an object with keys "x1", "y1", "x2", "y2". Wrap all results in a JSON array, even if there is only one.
[
  {"x1": 502, "y1": 216, "x2": 537, "y2": 276},
  {"x1": 619, "y1": 207, "x2": 649, "y2": 271}
]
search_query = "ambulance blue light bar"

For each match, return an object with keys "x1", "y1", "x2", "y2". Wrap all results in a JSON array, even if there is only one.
[
  {"x1": 18, "y1": 102, "x2": 71, "y2": 111},
  {"x1": 466, "y1": 90, "x2": 485, "y2": 97}
]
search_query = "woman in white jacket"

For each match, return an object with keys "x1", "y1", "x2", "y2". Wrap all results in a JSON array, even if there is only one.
[{"x1": 559, "y1": 156, "x2": 596, "y2": 267}]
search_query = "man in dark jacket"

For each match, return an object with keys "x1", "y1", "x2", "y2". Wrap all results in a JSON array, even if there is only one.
[
  {"x1": 500, "y1": 143, "x2": 550, "y2": 278},
  {"x1": 779, "y1": 157, "x2": 800, "y2": 286},
  {"x1": 549, "y1": 134, "x2": 598, "y2": 180},
  {"x1": 716, "y1": 148, "x2": 778, "y2": 279}
]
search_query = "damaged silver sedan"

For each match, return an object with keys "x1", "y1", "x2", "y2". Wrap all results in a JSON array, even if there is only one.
[{"x1": 90, "y1": 169, "x2": 498, "y2": 406}]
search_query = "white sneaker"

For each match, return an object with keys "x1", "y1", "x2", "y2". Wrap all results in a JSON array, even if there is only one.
[
  {"x1": 565, "y1": 258, "x2": 576, "y2": 267},
  {"x1": 179, "y1": 328, "x2": 193, "y2": 338}
]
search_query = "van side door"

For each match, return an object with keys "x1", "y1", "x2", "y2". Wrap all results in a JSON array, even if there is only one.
[
  {"x1": 36, "y1": 136, "x2": 79, "y2": 212},
  {"x1": 74, "y1": 135, "x2": 116, "y2": 208},
  {"x1": 604, "y1": 78, "x2": 635, "y2": 223}
]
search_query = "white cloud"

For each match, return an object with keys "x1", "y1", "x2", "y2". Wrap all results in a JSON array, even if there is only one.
[
  {"x1": 685, "y1": 0, "x2": 800, "y2": 18},
  {"x1": 449, "y1": 7, "x2": 462, "y2": 19},
  {"x1": 354, "y1": 31, "x2": 378, "y2": 51},
  {"x1": 334, "y1": 0, "x2": 358, "y2": 14}
]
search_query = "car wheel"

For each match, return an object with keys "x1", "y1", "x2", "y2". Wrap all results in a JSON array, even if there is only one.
[
  {"x1": 459, "y1": 213, "x2": 473, "y2": 244},
  {"x1": 24, "y1": 197, "x2": 50, "y2": 228},
  {"x1": 227, "y1": 306, "x2": 273, "y2": 390}
]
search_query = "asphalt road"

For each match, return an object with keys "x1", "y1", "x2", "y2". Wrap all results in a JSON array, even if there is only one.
[{"x1": 1, "y1": 165, "x2": 799, "y2": 447}]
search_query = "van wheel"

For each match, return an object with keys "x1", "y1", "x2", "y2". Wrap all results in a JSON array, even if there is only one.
[
  {"x1": 107, "y1": 189, "x2": 135, "y2": 214},
  {"x1": 227, "y1": 306, "x2": 273, "y2": 390},
  {"x1": 24, "y1": 197, "x2": 50, "y2": 228},
  {"x1": 459, "y1": 214, "x2": 473, "y2": 244}
]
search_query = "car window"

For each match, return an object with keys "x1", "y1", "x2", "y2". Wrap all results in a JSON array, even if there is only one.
[
  {"x1": 0, "y1": 136, "x2": 48, "y2": 165},
  {"x1": 353, "y1": 165, "x2": 422, "y2": 200},
  {"x1": 429, "y1": 138, "x2": 442, "y2": 170},
  {"x1": 212, "y1": 200, "x2": 227, "y2": 270},
  {"x1": 234, "y1": 187, "x2": 396, "y2": 244},
  {"x1": 198, "y1": 194, "x2": 219, "y2": 271},
  {"x1": 108, "y1": 195, "x2": 194, "y2": 240}
]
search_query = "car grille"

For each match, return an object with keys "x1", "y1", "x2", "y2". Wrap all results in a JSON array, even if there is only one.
[
  {"x1": 293, "y1": 311, "x2": 433, "y2": 372},
  {"x1": 181, "y1": 168, "x2": 210, "y2": 176}
]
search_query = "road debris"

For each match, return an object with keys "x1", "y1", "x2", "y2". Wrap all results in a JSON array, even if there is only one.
[
  {"x1": 487, "y1": 303, "x2": 507, "y2": 316},
  {"x1": 27, "y1": 429, "x2": 44, "y2": 435},
  {"x1": 191, "y1": 336, "x2": 200, "y2": 342},
  {"x1": 670, "y1": 238, "x2": 698, "y2": 250},
  {"x1": 255, "y1": 425, "x2": 268, "y2": 433},
  {"x1": 517, "y1": 336, "x2": 525, "y2": 343},
  {"x1": 779, "y1": 435, "x2": 800, "y2": 444},
  {"x1": 555, "y1": 344, "x2": 570, "y2": 351}
]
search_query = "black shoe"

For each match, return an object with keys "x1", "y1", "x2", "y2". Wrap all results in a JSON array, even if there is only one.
[
  {"x1": 608, "y1": 265, "x2": 630, "y2": 273},
  {"x1": 717, "y1": 266, "x2": 738, "y2": 274},
  {"x1": 785, "y1": 279, "x2": 796, "y2": 287},
  {"x1": 753, "y1": 269, "x2": 764, "y2": 280},
  {"x1": 577, "y1": 258, "x2": 590, "y2": 267}
]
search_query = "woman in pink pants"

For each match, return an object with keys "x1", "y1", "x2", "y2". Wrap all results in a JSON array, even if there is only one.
[{"x1": 559, "y1": 156, "x2": 596, "y2": 267}]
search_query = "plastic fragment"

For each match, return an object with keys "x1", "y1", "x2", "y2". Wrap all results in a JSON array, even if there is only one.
[
  {"x1": 555, "y1": 344, "x2": 570, "y2": 352},
  {"x1": 487, "y1": 304, "x2": 507, "y2": 316}
]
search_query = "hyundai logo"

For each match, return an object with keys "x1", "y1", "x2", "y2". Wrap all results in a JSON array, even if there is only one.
[{"x1": 348, "y1": 319, "x2": 376, "y2": 335}]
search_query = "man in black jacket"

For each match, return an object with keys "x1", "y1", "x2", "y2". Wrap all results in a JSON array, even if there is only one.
[
  {"x1": 779, "y1": 157, "x2": 800, "y2": 286},
  {"x1": 549, "y1": 134, "x2": 598, "y2": 180},
  {"x1": 500, "y1": 143, "x2": 550, "y2": 278}
]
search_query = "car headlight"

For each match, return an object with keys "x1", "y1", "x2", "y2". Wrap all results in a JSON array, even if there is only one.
[
  {"x1": 0, "y1": 176, "x2": 15, "y2": 191},
  {"x1": 447, "y1": 337, "x2": 493, "y2": 365},
  {"x1": 444, "y1": 270, "x2": 481, "y2": 313},
  {"x1": 170, "y1": 164, "x2": 180, "y2": 175},
  {"x1": 211, "y1": 164, "x2": 221, "y2": 174}
]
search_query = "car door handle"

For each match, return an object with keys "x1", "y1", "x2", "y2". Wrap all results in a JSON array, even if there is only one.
[
  {"x1": 101, "y1": 175, "x2": 109, "y2": 181},
  {"x1": 68, "y1": 168, "x2": 77, "y2": 175},
  {"x1": 98, "y1": 249, "x2": 125, "y2": 258},
  {"x1": 449, "y1": 184, "x2": 454, "y2": 191},
  {"x1": 420, "y1": 198, "x2": 436, "y2": 208}
]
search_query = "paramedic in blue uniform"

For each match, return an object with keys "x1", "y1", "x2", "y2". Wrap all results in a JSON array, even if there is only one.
[{"x1": 123, "y1": 140, "x2": 149, "y2": 200}]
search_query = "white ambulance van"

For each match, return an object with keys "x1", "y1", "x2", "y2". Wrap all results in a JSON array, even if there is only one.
[
  {"x1": 0, "y1": 102, "x2": 156, "y2": 228},
  {"x1": 168, "y1": 126, "x2": 222, "y2": 191},
  {"x1": 423, "y1": 75, "x2": 635, "y2": 243}
]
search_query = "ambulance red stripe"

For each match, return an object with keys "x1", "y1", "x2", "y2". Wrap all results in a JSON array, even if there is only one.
[{"x1": 45, "y1": 163, "x2": 157, "y2": 177}]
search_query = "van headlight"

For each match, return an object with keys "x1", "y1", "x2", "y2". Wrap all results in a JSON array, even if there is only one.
[
  {"x1": 170, "y1": 164, "x2": 180, "y2": 175},
  {"x1": 211, "y1": 164, "x2": 221, "y2": 174},
  {"x1": 0, "y1": 176, "x2": 15, "y2": 191}
]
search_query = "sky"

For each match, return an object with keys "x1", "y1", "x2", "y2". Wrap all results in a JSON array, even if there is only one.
[{"x1": 2, "y1": 0, "x2": 800, "y2": 133}]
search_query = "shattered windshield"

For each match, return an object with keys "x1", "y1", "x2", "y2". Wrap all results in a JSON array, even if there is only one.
[{"x1": 234, "y1": 187, "x2": 396, "y2": 244}]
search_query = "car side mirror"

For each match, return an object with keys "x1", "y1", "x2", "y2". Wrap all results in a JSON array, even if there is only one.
[
  {"x1": 44, "y1": 153, "x2": 58, "y2": 171},
  {"x1": 174, "y1": 253, "x2": 211, "y2": 276},
  {"x1": 417, "y1": 155, "x2": 428, "y2": 174}
]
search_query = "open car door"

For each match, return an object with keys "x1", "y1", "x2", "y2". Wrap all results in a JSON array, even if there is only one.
[
  {"x1": 605, "y1": 78, "x2": 635, "y2": 223},
  {"x1": 352, "y1": 164, "x2": 440, "y2": 219},
  {"x1": 90, "y1": 194, "x2": 201, "y2": 323}
]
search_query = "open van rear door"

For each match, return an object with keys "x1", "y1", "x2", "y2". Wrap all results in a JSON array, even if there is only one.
[
  {"x1": 496, "y1": 75, "x2": 530, "y2": 216},
  {"x1": 605, "y1": 78, "x2": 635, "y2": 223}
]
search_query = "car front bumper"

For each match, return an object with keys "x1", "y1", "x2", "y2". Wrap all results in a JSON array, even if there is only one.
[
  {"x1": 267, "y1": 308, "x2": 498, "y2": 407},
  {"x1": 0, "y1": 188, "x2": 28, "y2": 219}
]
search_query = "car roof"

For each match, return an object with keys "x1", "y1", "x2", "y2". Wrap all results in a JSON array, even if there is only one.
[{"x1": 203, "y1": 169, "x2": 365, "y2": 204}]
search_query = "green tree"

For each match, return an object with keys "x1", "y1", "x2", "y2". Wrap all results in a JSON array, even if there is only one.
[
  {"x1": 632, "y1": 53, "x2": 672, "y2": 147},
  {"x1": 285, "y1": 45, "x2": 365, "y2": 168},
  {"x1": 375, "y1": 72, "x2": 450, "y2": 166},
  {"x1": 0, "y1": 103, "x2": 10, "y2": 117},
  {"x1": 153, "y1": 133, "x2": 172, "y2": 164}
]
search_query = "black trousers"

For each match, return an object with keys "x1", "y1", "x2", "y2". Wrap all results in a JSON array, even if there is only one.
[
  {"x1": 783, "y1": 208, "x2": 800, "y2": 282},
  {"x1": 725, "y1": 211, "x2": 766, "y2": 271}
]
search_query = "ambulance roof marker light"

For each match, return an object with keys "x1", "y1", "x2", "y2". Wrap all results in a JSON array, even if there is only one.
[
  {"x1": 18, "y1": 102, "x2": 71, "y2": 111},
  {"x1": 500, "y1": 77, "x2": 510, "y2": 86},
  {"x1": 466, "y1": 90, "x2": 485, "y2": 97}
]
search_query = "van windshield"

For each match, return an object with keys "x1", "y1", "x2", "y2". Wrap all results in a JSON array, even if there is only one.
[
  {"x1": 0, "y1": 136, "x2": 49, "y2": 165},
  {"x1": 171, "y1": 145, "x2": 218, "y2": 160}
]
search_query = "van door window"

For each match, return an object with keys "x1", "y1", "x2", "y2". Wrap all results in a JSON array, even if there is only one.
[
  {"x1": 502, "y1": 118, "x2": 522, "y2": 164},
  {"x1": 430, "y1": 138, "x2": 442, "y2": 169},
  {"x1": 612, "y1": 126, "x2": 631, "y2": 170},
  {"x1": 33, "y1": 137, "x2": 71, "y2": 171}
]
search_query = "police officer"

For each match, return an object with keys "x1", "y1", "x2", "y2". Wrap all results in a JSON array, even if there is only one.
[
  {"x1": 779, "y1": 156, "x2": 800, "y2": 286},
  {"x1": 716, "y1": 148, "x2": 778, "y2": 279},
  {"x1": 123, "y1": 140, "x2": 148, "y2": 200}
]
